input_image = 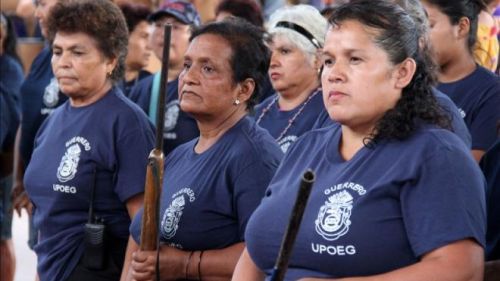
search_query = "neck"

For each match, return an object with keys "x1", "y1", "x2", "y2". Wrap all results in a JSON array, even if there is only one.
[
  {"x1": 278, "y1": 78, "x2": 319, "y2": 111},
  {"x1": 69, "y1": 81, "x2": 112, "y2": 107},
  {"x1": 125, "y1": 68, "x2": 139, "y2": 82},
  {"x1": 195, "y1": 107, "x2": 247, "y2": 153},
  {"x1": 339, "y1": 124, "x2": 374, "y2": 161},
  {"x1": 438, "y1": 52, "x2": 476, "y2": 83}
]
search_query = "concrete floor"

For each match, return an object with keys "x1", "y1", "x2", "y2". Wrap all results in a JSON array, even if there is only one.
[{"x1": 12, "y1": 211, "x2": 37, "y2": 281}]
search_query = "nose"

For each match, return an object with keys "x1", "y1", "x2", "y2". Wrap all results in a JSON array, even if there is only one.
[
  {"x1": 180, "y1": 64, "x2": 197, "y2": 86},
  {"x1": 323, "y1": 61, "x2": 346, "y2": 85},
  {"x1": 269, "y1": 51, "x2": 280, "y2": 69}
]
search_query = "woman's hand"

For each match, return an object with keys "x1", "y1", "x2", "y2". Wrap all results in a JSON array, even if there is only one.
[
  {"x1": 129, "y1": 250, "x2": 157, "y2": 281},
  {"x1": 129, "y1": 246, "x2": 189, "y2": 281}
]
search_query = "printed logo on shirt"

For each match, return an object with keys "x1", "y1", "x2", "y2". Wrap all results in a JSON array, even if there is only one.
[
  {"x1": 314, "y1": 182, "x2": 366, "y2": 241},
  {"x1": 56, "y1": 136, "x2": 92, "y2": 183},
  {"x1": 164, "y1": 100, "x2": 180, "y2": 139},
  {"x1": 161, "y1": 188, "x2": 196, "y2": 239},
  {"x1": 278, "y1": 135, "x2": 298, "y2": 153},
  {"x1": 43, "y1": 78, "x2": 60, "y2": 108},
  {"x1": 458, "y1": 108, "x2": 466, "y2": 118}
]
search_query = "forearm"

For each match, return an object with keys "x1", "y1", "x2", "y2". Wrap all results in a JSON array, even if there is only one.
[
  {"x1": 120, "y1": 236, "x2": 138, "y2": 281},
  {"x1": 183, "y1": 242, "x2": 245, "y2": 281},
  {"x1": 12, "y1": 127, "x2": 24, "y2": 185}
]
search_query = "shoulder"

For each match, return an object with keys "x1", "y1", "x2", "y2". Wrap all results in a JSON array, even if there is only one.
[
  {"x1": 103, "y1": 87, "x2": 153, "y2": 130},
  {"x1": 230, "y1": 117, "x2": 283, "y2": 164},
  {"x1": 254, "y1": 93, "x2": 278, "y2": 113}
]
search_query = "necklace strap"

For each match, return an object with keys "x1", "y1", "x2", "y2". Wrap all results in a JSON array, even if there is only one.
[{"x1": 256, "y1": 89, "x2": 321, "y2": 141}]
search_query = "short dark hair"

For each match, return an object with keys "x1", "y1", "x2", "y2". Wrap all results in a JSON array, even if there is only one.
[
  {"x1": 423, "y1": 0, "x2": 485, "y2": 54},
  {"x1": 119, "y1": 2, "x2": 151, "y2": 33},
  {"x1": 215, "y1": 0, "x2": 264, "y2": 28},
  {"x1": 190, "y1": 18, "x2": 270, "y2": 111},
  {"x1": 46, "y1": 0, "x2": 128, "y2": 83},
  {"x1": 329, "y1": 0, "x2": 451, "y2": 143}
]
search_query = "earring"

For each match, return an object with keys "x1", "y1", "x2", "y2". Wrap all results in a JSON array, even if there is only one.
[
  {"x1": 233, "y1": 99, "x2": 241, "y2": 106},
  {"x1": 107, "y1": 70, "x2": 113, "y2": 77}
]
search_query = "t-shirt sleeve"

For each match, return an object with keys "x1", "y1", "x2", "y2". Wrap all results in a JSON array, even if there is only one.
[
  {"x1": 130, "y1": 207, "x2": 144, "y2": 244},
  {"x1": 233, "y1": 160, "x2": 278, "y2": 241},
  {"x1": 401, "y1": 145, "x2": 486, "y2": 257},
  {"x1": 470, "y1": 85, "x2": 500, "y2": 151},
  {"x1": 114, "y1": 127, "x2": 155, "y2": 202}
]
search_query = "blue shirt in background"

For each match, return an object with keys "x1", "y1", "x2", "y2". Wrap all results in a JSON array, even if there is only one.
[
  {"x1": 19, "y1": 46, "x2": 68, "y2": 167},
  {"x1": 128, "y1": 76, "x2": 199, "y2": 156},
  {"x1": 254, "y1": 89, "x2": 325, "y2": 153},
  {"x1": 437, "y1": 66, "x2": 500, "y2": 151}
]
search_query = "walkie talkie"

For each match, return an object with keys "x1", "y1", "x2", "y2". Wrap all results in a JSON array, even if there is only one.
[{"x1": 83, "y1": 167, "x2": 106, "y2": 269}]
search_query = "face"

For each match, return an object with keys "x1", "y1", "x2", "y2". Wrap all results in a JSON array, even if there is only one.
[
  {"x1": 321, "y1": 20, "x2": 402, "y2": 131},
  {"x1": 126, "y1": 21, "x2": 152, "y2": 71},
  {"x1": 0, "y1": 21, "x2": 5, "y2": 55},
  {"x1": 34, "y1": 0, "x2": 59, "y2": 38},
  {"x1": 52, "y1": 32, "x2": 116, "y2": 100},
  {"x1": 178, "y1": 34, "x2": 240, "y2": 120},
  {"x1": 422, "y1": 2, "x2": 461, "y2": 67},
  {"x1": 268, "y1": 34, "x2": 318, "y2": 95},
  {"x1": 151, "y1": 16, "x2": 191, "y2": 69}
]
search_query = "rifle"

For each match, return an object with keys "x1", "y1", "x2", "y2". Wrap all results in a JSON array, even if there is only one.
[
  {"x1": 140, "y1": 24, "x2": 172, "y2": 251},
  {"x1": 270, "y1": 169, "x2": 315, "y2": 281}
]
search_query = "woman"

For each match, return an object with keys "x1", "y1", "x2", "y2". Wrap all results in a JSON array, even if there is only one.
[
  {"x1": 122, "y1": 18, "x2": 283, "y2": 281},
  {"x1": 119, "y1": 2, "x2": 152, "y2": 97},
  {"x1": 254, "y1": 5, "x2": 327, "y2": 153},
  {"x1": 422, "y1": 0, "x2": 500, "y2": 162},
  {"x1": 233, "y1": 1, "x2": 485, "y2": 280},
  {"x1": 23, "y1": 1, "x2": 155, "y2": 280}
]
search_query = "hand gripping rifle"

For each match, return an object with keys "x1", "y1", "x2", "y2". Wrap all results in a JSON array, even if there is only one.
[
  {"x1": 140, "y1": 24, "x2": 171, "y2": 252},
  {"x1": 270, "y1": 169, "x2": 315, "y2": 281}
]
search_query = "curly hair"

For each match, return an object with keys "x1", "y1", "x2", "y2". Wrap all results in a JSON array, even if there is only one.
[
  {"x1": 215, "y1": 0, "x2": 264, "y2": 28},
  {"x1": 46, "y1": 0, "x2": 128, "y2": 83},
  {"x1": 330, "y1": 0, "x2": 451, "y2": 144},
  {"x1": 190, "y1": 18, "x2": 270, "y2": 111}
]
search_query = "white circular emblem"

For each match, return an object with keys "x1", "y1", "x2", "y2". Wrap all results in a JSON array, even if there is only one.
[
  {"x1": 57, "y1": 144, "x2": 81, "y2": 183},
  {"x1": 315, "y1": 190, "x2": 353, "y2": 241},
  {"x1": 43, "y1": 78, "x2": 60, "y2": 107}
]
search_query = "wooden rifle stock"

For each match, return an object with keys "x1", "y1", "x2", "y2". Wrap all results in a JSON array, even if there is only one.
[
  {"x1": 270, "y1": 170, "x2": 315, "y2": 281},
  {"x1": 140, "y1": 25, "x2": 172, "y2": 251}
]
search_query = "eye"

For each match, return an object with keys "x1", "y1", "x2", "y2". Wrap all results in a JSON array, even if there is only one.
[
  {"x1": 349, "y1": 56, "x2": 362, "y2": 64},
  {"x1": 323, "y1": 58, "x2": 334, "y2": 67},
  {"x1": 52, "y1": 48, "x2": 62, "y2": 56},
  {"x1": 279, "y1": 48, "x2": 290, "y2": 55},
  {"x1": 183, "y1": 61, "x2": 191, "y2": 69},
  {"x1": 73, "y1": 50, "x2": 85, "y2": 56},
  {"x1": 202, "y1": 65, "x2": 214, "y2": 73}
]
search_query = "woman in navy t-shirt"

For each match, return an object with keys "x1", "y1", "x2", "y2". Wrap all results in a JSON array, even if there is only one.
[
  {"x1": 23, "y1": 1, "x2": 155, "y2": 281},
  {"x1": 234, "y1": 2, "x2": 486, "y2": 280},
  {"x1": 422, "y1": 0, "x2": 500, "y2": 162},
  {"x1": 123, "y1": 19, "x2": 283, "y2": 281},
  {"x1": 254, "y1": 5, "x2": 327, "y2": 153}
]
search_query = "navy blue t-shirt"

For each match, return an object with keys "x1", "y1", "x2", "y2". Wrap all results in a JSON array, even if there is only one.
[
  {"x1": 254, "y1": 89, "x2": 325, "y2": 153},
  {"x1": 19, "y1": 46, "x2": 68, "y2": 167},
  {"x1": 130, "y1": 117, "x2": 283, "y2": 251},
  {"x1": 128, "y1": 75, "x2": 199, "y2": 156},
  {"x1": 118, "y1": 69, "x2": 152, "y2": 98},
  {"x1": 312, "y1": 88, "x2": 472, "y2": 148},
  {"x1": 24, "y1": 87, "x2": 155, "y2": 281},
  {"x1": 0, "y1": 83, "x2": 20, "y2": 151},
  {"x1": 0, "y1": 54, "x2": 24, "y2": 100},
  {"x1": 245, "y1": 124, "x2": 486, "y2": 280},
  {"x1": 437, "y1": 66, "x2": 500, "y2": 151},
  {"x1": 481, "y1": 139, "x2": 500, "y2": 261}
]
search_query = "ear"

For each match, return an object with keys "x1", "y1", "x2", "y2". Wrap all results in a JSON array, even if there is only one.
[
  {"x1": 394, "y1": 58, "x2": 417, "y2": 89},
  {"x1": 456, "y1": 16, "x2": 471, "y2": 40},
  {"x1": 106, "y1": 56, "x2": 118, "y2": 74},
  {"x1": 235, "y1": 78, "x2": 256, "y2": 103}
]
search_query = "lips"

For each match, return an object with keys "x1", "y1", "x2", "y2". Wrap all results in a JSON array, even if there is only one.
[
  {"x1": 328, "y1": 90, "x2": 348, "y2": 103},
  {"x1": 270, "y1": 72, "x2": 281, "y2": 80}
]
